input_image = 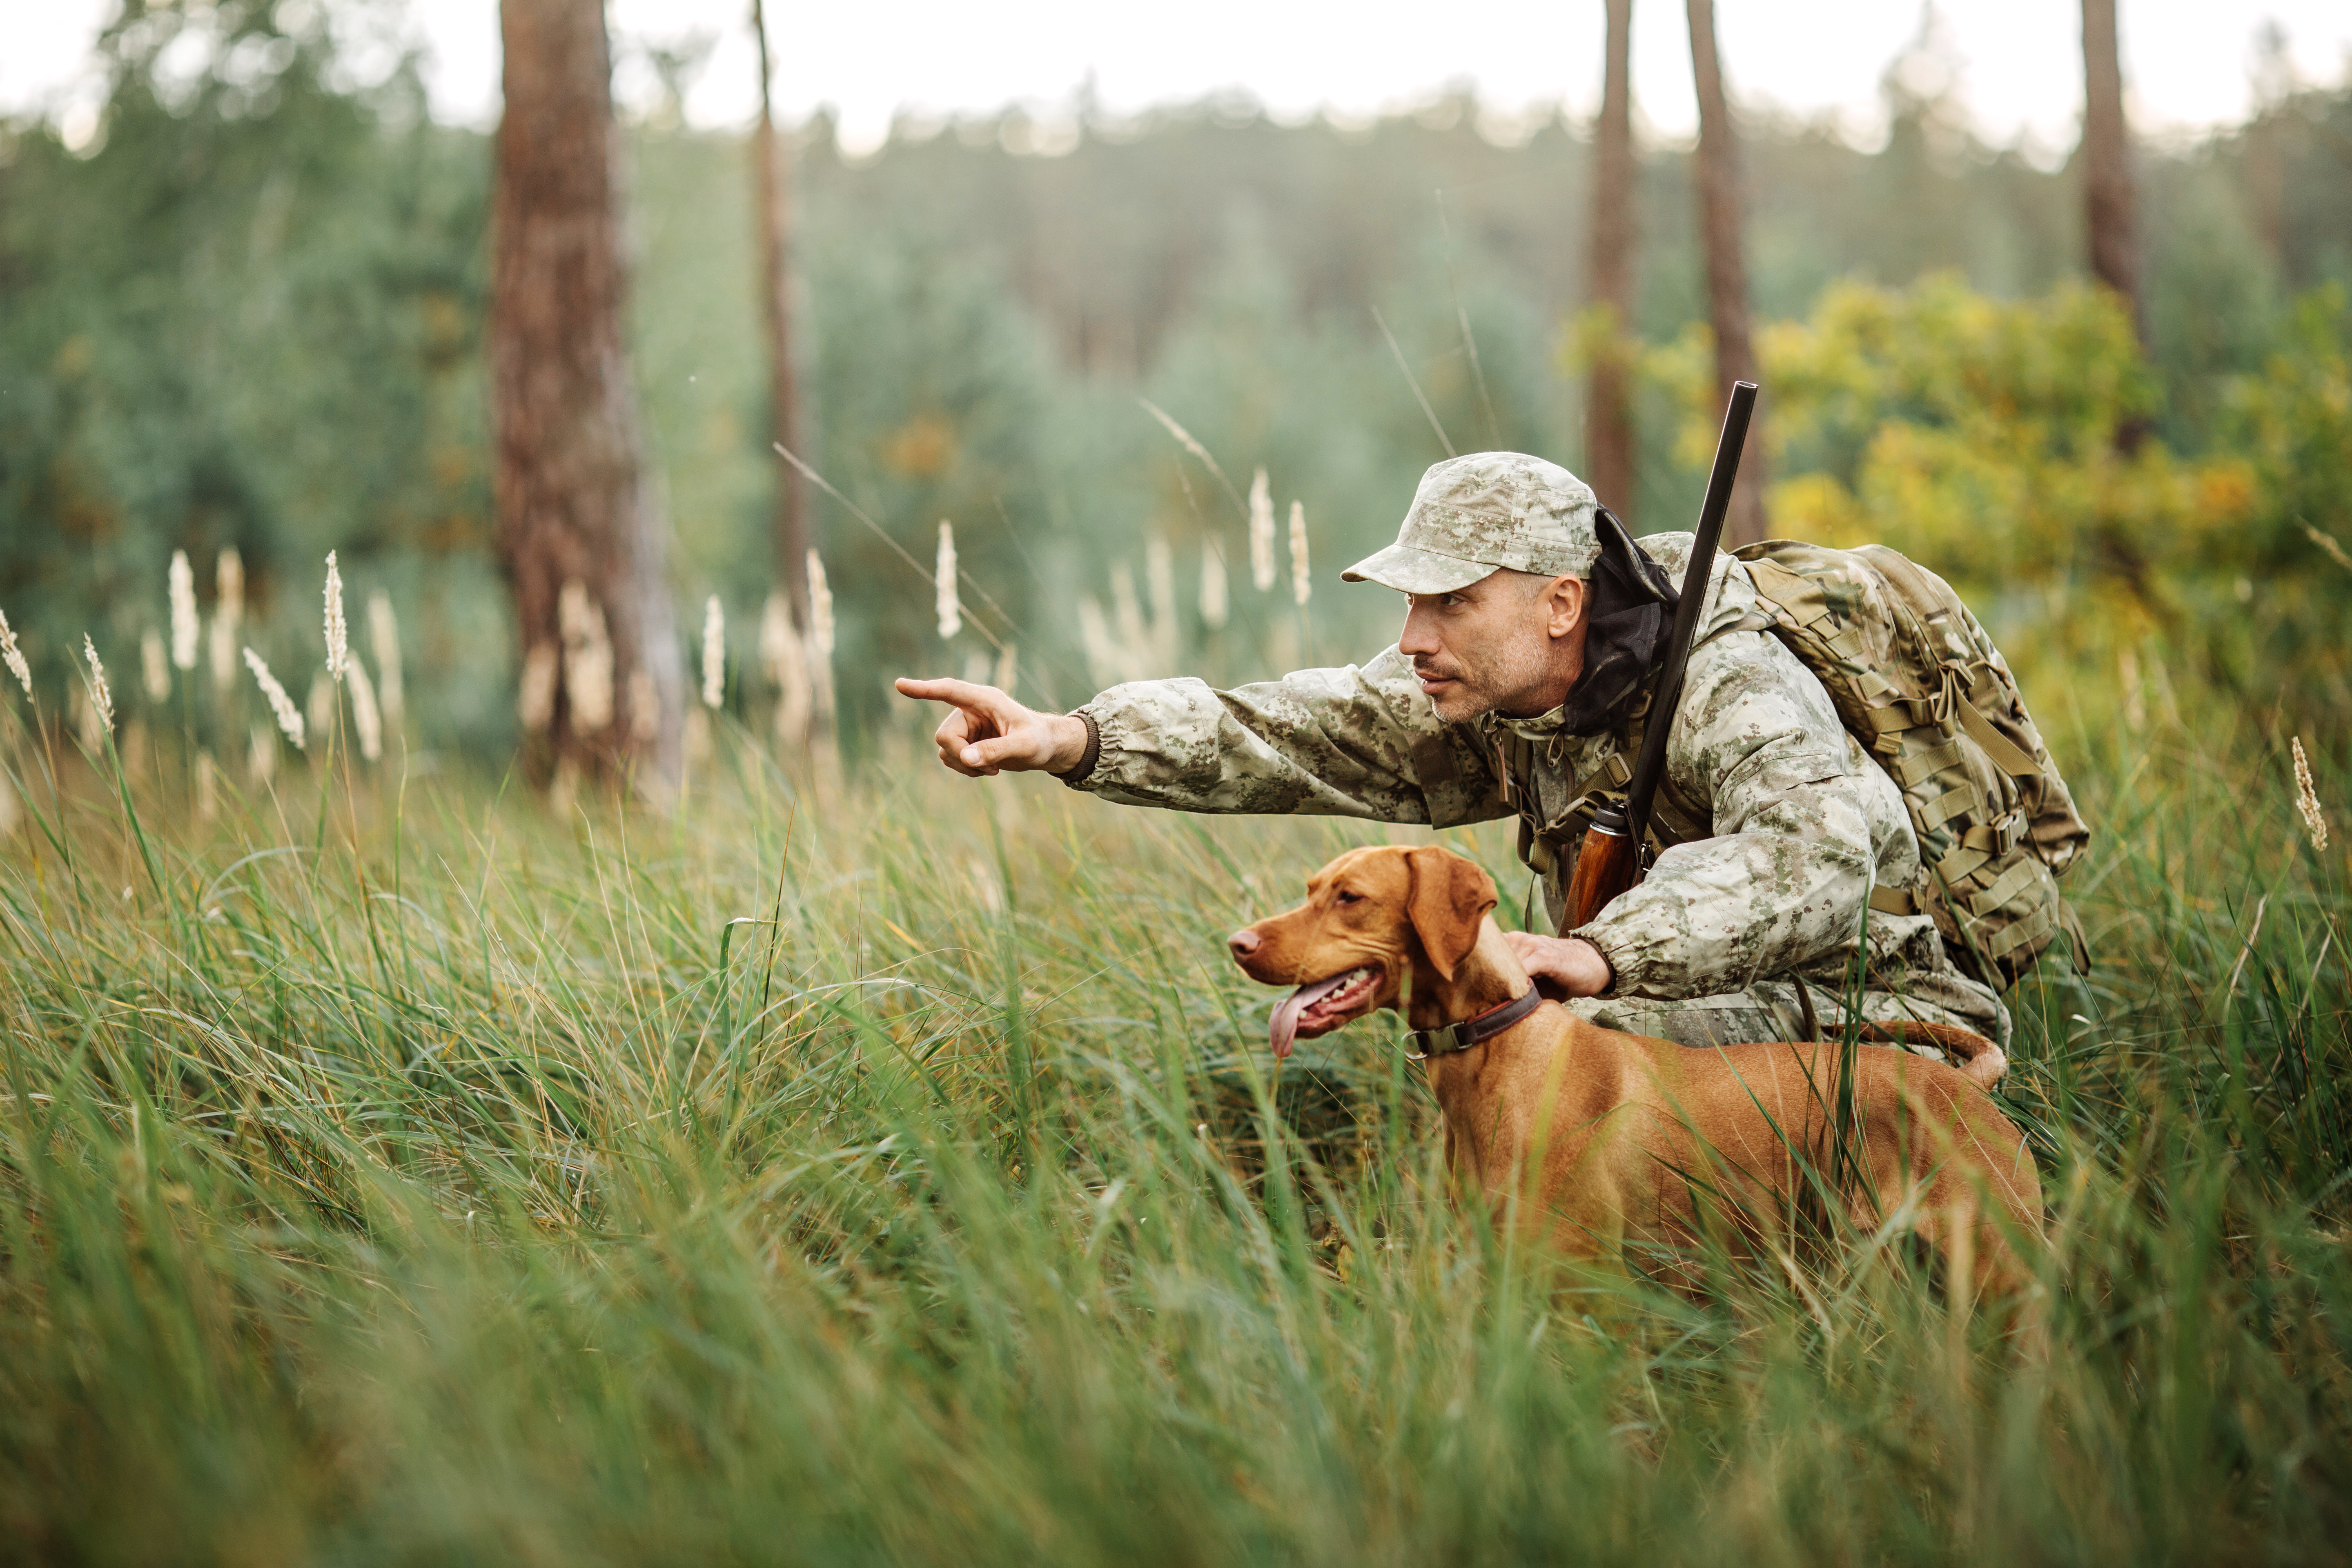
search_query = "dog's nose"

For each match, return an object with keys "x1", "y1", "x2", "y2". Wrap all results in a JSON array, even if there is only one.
[{"x1": 1227, "y1": 928, "x2": 1261, "y2": 960}]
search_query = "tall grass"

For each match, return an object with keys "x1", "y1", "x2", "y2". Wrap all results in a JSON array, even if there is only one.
[{"x1": 0, "y1": 689, "x2": 2346, "y2": 1565}]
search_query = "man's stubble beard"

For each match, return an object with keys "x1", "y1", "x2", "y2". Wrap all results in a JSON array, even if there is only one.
[{"x1": 1418, "y1": 629, "x2": 1563, "y2": 724}]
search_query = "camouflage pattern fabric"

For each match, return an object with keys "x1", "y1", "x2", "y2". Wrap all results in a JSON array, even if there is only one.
[{"x1": 1069, "y1": 530, "x2": 2010, "y2": 1049}]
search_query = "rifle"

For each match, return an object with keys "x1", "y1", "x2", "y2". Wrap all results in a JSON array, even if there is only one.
[{"x1": 1561, "y1": 381, "x2": 1759, "y2": 931}]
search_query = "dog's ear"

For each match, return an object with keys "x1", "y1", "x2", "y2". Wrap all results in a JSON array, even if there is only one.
[{"x1": 1405, "y1": 848, "x2": 1497, "y2": 981}]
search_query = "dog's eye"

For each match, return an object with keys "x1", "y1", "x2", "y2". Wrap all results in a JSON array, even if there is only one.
[{"x1": 1334, "y1": 889, "x2": 1364, "y2": 906}]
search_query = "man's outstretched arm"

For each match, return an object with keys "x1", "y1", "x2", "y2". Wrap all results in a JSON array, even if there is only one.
[
  {"x1": 896, "y1": 650, "x2": 1503, "y2": 828},
  {"x1": 892, "y1": 677, "x2": 1091, "y2": 778}
]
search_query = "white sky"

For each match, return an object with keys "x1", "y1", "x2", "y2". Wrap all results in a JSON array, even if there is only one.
[{"x1": 6, "y1": 0, "x2": 2348, "y2": 160}]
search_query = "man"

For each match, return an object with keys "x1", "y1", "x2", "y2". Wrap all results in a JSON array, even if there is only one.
[{"x1": 895, "y1": 452, "x2": 2007, "y2": 1051}]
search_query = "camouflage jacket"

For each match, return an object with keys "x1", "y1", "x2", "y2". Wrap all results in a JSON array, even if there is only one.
[{"x1": 1066, "y1": 533, "x2": 1934, "y2": 1002}]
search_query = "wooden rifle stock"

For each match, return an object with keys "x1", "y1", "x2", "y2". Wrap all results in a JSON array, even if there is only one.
[{"x1": 1562, "y1": 381, "x2": 1758, "y2": 932}]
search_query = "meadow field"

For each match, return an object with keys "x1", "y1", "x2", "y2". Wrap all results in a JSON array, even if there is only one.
[{"x1": 1, "y1": 675, "x2": 2345, "y2": 1567}]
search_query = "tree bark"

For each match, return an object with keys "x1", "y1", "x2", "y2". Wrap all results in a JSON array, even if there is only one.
[
  {"x1": 2080, "y1": 0, "x2": 2148, "y2": 455},
  {"x1": 751, "y1": 0, "x2": 809, "y2": 619},
  {"x1": 1685, "y1": 0, "x2": 1768, "y2": 547},
  {"x1": 1585, "y1": 0, "x2": 1637, "y2": 524},
  {"x1": 491, "y1": 0, "x2": 682, "y2": 783},
  {"x1": 2080, "y1": 0, "x2": 2138, "y2": 324}
]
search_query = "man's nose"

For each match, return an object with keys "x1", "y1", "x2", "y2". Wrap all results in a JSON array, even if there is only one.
[
  {"x1": 1397, "y1": 601, "x2": 1438, "y2": 657},
  {"x1": 1228, "y1": 928, "x2": 1261, "y2": 960}
]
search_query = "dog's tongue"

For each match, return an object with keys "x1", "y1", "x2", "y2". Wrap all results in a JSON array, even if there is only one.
[{"x1": 1270, "y1": 973, "x2": 1352, "y2": 1060}]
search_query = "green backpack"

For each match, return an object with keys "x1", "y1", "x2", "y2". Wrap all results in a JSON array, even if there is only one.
[{"x1": 1733, "y1": 540, "x2": 2091, "y2": 989}]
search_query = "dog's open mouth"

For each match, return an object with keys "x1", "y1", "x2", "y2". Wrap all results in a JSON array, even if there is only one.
[{"x1": 1270, "y1": 966, "x2": 1380, "y2": 1058}]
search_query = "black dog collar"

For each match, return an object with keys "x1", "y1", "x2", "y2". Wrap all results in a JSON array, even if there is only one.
[{"x1": 1401, "y1": 987, "x2": 1546, "y2": 1060}]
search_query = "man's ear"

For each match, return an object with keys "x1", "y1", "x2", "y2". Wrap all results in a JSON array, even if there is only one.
[
  {"x1": 1405, "y1": 848, "x2": 1498, "y2": 981},
  {"x1": 1545, "y1": 575, "x2": 1588, "y2": 641}
]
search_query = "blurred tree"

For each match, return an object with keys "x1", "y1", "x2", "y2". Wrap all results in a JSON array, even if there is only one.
[
  {"x1": 1584, "y1": 0, "x2": 1639, "y2": 521},
  {"x1": 1684, "y1": 0, "x2": 1768, "y2": 543},
  {"x1": 749, "y1": 0, "x2": 809, "y2": 621},
  {"x1": 2080, "y1": 0, "x2": 2140, "y2": 336},
  {"x1": 492, "y1": 0, "x2": 681, "y2": 781}
]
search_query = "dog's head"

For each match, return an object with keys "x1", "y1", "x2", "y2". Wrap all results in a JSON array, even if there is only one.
[{"x1": 1227, "y1": 845, "x2": 1498, "y2": 1056}]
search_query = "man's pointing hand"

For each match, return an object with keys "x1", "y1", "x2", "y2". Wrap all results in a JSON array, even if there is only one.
[{"x1": 894, "y1": 678, "x2": 1090, "y2": 778}]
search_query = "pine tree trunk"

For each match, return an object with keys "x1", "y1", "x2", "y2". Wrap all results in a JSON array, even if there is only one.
[
  {"x1": 751, "y1": 0, "x2": 809, "y2": 619},
  {"x1": 1585, "y1": 0, "x2": 1638, "y2": 524},
  {"x1": 1685, "y1": 0, "x2": 1768, "y2": 547},
  {"x1": 2080, "y1": 0, "x2": 2138, "y2": 321},
  {"x1": 2080, "y1": 0, "x2": 2147, "y2": 454},
  {"x1": 491, "y1": 0, "x2": 682, "y2": 783}
]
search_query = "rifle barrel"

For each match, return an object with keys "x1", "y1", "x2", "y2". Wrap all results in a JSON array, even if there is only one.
[{"x1": 1619, "y1": 381, "x2": 1757, "y2": 847}]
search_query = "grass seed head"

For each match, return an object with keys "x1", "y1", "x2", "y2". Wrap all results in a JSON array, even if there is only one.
[
  {"x1": 367, "y1": 592, "x2": 402, "y2": 722},
  {"x1": 1250, "y1": 468, "x2": 1276, "y2": 590},
  {"x1": 323, "y1": 552, "x2": 347, "y2": 682},
  {"x1": 140, "y1": 629, "x2": 170, "y2": 702},
  {"x1": 557, "y1": 581, "x2": 614, "y2": 733},
  {"x1": 517, "y1": 644, "x2": 559, "y2": 733},
  {"x1": 806, "y1": 551, "x2": 835, "y2": 658},
  {"x1": 702, "y1": 595, "x2": 726, "y2": 709},
  {"x1": 80, "y1": 635, "x2": 114, "y2": 735},
  {"x1": 244, "y1": 647, "x2": 306, "y2": 750},
  {"x1": 348, "y1": 659, "x2": 383, "y2": 762},
  {"x1": 0, "y1": 608, "x2": 29, "y2": 698},
  {"x1": 1288, "y1": 500, "x2": 1312, "y2": 606},
  {"x1": 168, "y1": 550, "x2": 198, "y2": 670},
  {"x1": 935, "y1": 522, "x2": 961, "y2": 641},
  {"x1": 1199, "y1": 539, "x2": 1229, "y2": 630},
  {"x1": 210, "y1": 548, "x2": 244, "y2": 689},
  {"x1": 2294, "y1": 736, "x2": 2329, "y2": 853},
  {"x1": 762, "y1": 592, "x2": 813, "y2": 745}
]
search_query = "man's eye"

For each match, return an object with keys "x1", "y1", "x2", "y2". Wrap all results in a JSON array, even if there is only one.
[{"x1": 1334, "y1": 890, "x2": 1364, "y2": 905}]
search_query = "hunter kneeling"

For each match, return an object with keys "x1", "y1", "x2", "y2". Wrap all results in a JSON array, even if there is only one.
[{"x1": 898, "y1": 437, "x2": 2087, "y2": 1054}]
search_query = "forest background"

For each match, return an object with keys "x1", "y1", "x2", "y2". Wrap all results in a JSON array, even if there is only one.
[{"x1": 4, "y1": 1, "x2": 2350, "y2": 758}]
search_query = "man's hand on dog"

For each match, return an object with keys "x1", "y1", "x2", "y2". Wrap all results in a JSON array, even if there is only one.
[
  {"x1": 895, "y1": 678, "x2": 1090, "y2": 777},
  {"x1": 1501, "y1": 932, "x2": 1614, "y2": 998}
]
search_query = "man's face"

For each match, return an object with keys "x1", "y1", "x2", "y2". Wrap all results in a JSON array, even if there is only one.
[{"x1": 1397, "y1": 569, "x2": 1588, "y2": 722}]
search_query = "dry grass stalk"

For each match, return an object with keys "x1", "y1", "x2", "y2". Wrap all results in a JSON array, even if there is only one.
[
  {"x1": 2305, "y1": 523, "x2": 2352, "y2": 573},
  {"x1": 702, "y1": 596, "x2": 727, "y2": 710},
  {"x1": 1, "y1": 609, "x2": 30, "y2": 698},
  {"x1": 323, "y1": 552, "x2": 347, "y2": 682},
  {"x1": 0, "y1": 766, "x2": 16, "y2": 837},
  {"x1": 140, "y1": 630, "x2": 170, "y2": 703},
  {"x1": 348, "y1": 660, "x2": 384, "y2": 762},
  {"x1": 1199, "y1": 539, "x2": 1229, "y2": 630},
  {"x1": 305, "y1": 673, "x2": 334, "y2": 748},
  {"x1": 168, "y1": 550, "x2": 198, "y2": 671},
  {"x1": 81, "y1": 635, "x2": 114, "y2": 737},
  {"x1": 195, "y1": 750, "x2": 218, "y2": 822},
  {"x1": 2294, "y1": 737, "x2": 2329, "y2": 853},
  {"x1": 367, "y1": 593, "x2": 403, "y2": 724},
  {"x1": 210, "y1": 548, "x2": 244, "y2": 690},
  {"x1": 936, "y1": 522, "x2": 962, "y2": 640},
  {"x1": 244, "y1": 648, "x2": 306, "y2": 750},
  {"x1": 246, "y1": 721, "x2": 277, "y2": 784},
  {"x1": 1249, "y1": 468, "x2": 1276, "y2": 591},
  {"x1": 1288, "y1": 501, "x2": 1312, "y2": 606}
]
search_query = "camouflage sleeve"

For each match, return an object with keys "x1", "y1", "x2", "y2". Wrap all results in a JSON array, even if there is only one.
[
  {"x1": 1572, "y1": 628, "x2": 1921, "y2": 1000},
  {"x1": 1067, "y1": 646, "x2": 1505, "y2": 827}
]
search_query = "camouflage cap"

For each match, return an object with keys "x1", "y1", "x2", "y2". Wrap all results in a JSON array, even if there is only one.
[{"x1": 1343, "y1": 452, "x2": 1601, "y2": 594}]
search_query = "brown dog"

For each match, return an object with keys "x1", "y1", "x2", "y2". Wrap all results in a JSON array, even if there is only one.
[{"x1": 1227, "y1": 845, "x2": 2044, "y2": 1303}]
